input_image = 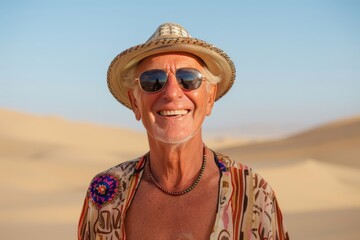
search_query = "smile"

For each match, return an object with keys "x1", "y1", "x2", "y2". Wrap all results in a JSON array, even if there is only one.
[{"x1": 158, "y1": 109, "x2": 190, "y2": 117}]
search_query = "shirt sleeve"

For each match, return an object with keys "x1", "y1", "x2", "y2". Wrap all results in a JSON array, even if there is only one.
[
  {"x1": 271, "y1": 194, "x2": 290, "y2": 240},
  {"x1": 251, "y1": 173, "x2": 290, "y2": 240},
  {"x1": 77, "y1": 160, "x2": 141, "y2": 239},
  {"x1": 78, "y1": 190, "x2": 96, "y2": 240},
  {"x1": 77, "y1": 174, "x2": 119, "y2": 240}
]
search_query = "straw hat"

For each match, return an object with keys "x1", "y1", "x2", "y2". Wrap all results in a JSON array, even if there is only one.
[{"x1": 107, "y1": 23, "x2": 236, "y2": 109}]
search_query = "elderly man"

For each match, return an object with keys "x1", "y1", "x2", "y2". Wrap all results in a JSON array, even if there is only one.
[{"x1": 78, "y1": 23, "x2": 289, "y2": 240}]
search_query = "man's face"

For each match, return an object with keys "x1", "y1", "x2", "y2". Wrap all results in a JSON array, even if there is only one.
[{"x1": 128, "y1": 53, "x2": 217, "y2": 144}]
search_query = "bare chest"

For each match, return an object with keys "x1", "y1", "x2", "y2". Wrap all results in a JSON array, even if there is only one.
[{"x1": 125, "y1": 179, "x2": 219, "y2": 240}]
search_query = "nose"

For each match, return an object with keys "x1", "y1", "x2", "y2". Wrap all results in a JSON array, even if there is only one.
[{"x1": 161, "y1": 72, "x2": 184, "y2": 99}]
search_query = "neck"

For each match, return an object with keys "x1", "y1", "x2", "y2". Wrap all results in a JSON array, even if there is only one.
[{"x1": 146, "y1": 134, "x2": 205, "y2": 191}]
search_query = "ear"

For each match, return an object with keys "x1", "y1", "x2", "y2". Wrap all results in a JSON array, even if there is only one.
[
  {"x1": 206, "y1": 84, "x2": 217, "y2": 116},
  {"x1": 128, "y1": 90, "x2": 141, "y2": 121}
]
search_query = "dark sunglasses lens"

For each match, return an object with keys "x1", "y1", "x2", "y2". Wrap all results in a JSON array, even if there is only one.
[
  {"x1": 139, "y1": 70, "x2": 167, "y2": 92},
  {"x1": 176, "y1": 68, "x2": 203, "y2": 90}
]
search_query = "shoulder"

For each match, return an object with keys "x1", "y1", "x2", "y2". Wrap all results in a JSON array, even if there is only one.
[
  {"x1": 214, "y1": 151, "x2": 252, "y2": 175},
  {"x1": 214, "y1": 151, "x2": 275, "y2": 197},
  {"x1": 214, "y1": 152, "x2": 289, "y2": 239},
  {"x1": 86, "y1": 157, "x2": 144, "y2": 208},
  {"x1": 92, "y1": 158, "x2": 141, "y2": 183}
]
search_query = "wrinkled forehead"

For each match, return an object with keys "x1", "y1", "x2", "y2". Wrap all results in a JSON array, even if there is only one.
[{"x1": 134, "y1": 52, "x2": 206, "y2": 74}]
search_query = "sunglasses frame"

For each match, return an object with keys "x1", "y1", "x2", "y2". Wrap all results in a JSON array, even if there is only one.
[{"x1": 135, "y1": 68, "x2": 206, "y2": 93}]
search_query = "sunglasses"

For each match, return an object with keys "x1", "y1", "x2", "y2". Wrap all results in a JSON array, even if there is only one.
[{"x1": 136, "y1": 68, "x2": 205, "y2": 93}]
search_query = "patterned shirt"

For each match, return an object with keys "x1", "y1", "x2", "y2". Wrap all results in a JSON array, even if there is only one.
[{"x1": 78, "y1": 152, "x2": 290, "y2": 240}]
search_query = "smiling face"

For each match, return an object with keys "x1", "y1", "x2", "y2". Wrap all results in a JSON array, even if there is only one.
[{"x1": 127, "y1": 53, "x2": 217, "y2": 144}]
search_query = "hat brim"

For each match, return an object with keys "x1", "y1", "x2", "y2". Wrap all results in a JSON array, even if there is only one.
[{"x1": 107, "y1": 37, "x2": 235, "y2": 109}]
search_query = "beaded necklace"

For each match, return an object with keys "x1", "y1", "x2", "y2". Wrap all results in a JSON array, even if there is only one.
[{"x1": 146, "y1": 144, "x2": 207, "y2": 196}]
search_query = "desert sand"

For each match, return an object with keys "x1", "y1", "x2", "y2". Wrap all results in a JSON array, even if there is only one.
[{"x1": 0, "y1": 108, "x2": 359, "y2": 240}]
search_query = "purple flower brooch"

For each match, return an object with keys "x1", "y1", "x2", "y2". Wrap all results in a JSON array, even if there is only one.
[{"x1": 90, "y1": 174, "x2": 119, "y2": 208}]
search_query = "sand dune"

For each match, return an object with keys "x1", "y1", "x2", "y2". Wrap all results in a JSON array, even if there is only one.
[
  {"x1": 0, "y1": 109, "x2": 150, "y2": 234},
  {"x1": 0, "y1": 108, "x2": 359, "y2": 240},
  {"x1": 285, "y1": 207, "x2": 360, "y2": 240},
  {"x1": 255, "y1": 158, "x2": 360, "y2": 213},
  {"x1": 218, "y1": 115, "x2": 360, "y2": 168},
  {"x1": 0, "y1": 109, "x2": 149, "y2": 162}
]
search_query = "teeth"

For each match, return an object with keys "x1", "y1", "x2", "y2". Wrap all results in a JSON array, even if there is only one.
[{"x1": 159, "y1": 109, "x2": 189, "y2": 116}]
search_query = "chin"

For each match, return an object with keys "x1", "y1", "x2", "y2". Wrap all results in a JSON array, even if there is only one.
[{"x1": 148, "y1": 127, "x2": 200, "y2": 145}]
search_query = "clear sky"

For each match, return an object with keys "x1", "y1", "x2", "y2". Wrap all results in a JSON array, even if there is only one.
[{"x1": 1, "y1": 0, "x2": 359, "y2": 138}]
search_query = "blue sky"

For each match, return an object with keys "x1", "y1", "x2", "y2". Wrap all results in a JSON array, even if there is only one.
[{"x1": 1, "y1": 0, "x2": 359, "y2": 137}]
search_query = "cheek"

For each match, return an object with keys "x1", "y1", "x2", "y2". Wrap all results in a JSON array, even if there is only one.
[
  {"x1": 192, "y1": 90, "x2": 211, "y2": 111},
  {"x1": 139, "y1": 95, "x2": 158, "y2": 120}
]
